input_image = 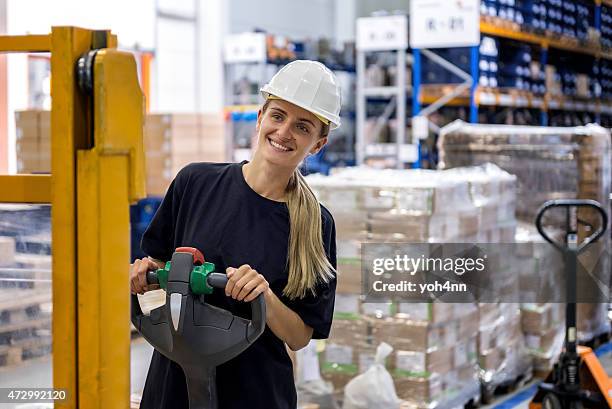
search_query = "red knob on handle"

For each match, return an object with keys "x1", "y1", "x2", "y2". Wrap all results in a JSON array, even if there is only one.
[{"x1": 175, "y1": 246, "x2": 205, "y2": 265}]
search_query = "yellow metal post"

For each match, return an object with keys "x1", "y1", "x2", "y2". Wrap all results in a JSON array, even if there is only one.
[
  {"x1": 77, "y1": 47, "x2": 145, "y2": 409},
  {"x1": 0, "y1": 28, "x2": 144, "y2": 408},
  {"x1": 51, "y1": 27, "x2": 94, "y2": 409}
]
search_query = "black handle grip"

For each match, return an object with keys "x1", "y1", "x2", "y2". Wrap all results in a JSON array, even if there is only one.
[
  {"x1": 535, "y1": 199, "x2": 608, "y2": 253},
  {"x1": 247, "y1": 295, "x2": 266, "y2": 343},
  {"x1": 146, "y1": 270, "x2": 159, "y2": 286},
  {"x1": 207, "y1": 273, "x2": 228, "y2": 289},
  {"x1": 206, "y1": 272, "x2": 266, "y2": 342}
]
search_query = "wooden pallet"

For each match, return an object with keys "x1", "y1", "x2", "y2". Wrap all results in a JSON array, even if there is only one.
[
  {"x1": 0, "y1": 289, "x2": 51, "y2": 331},
  {"x1": 0, "y1": 258, "x2": 52, "y2": 291},
  {"x1": 0, "y1": 335, "x2": 51, "y2": 367},
  {"x1": 0, "y1": 288, "x2": 52, "y2": 311},
  {"x1": 0, "y1": 288, "x2": 52, "y2": 358}
]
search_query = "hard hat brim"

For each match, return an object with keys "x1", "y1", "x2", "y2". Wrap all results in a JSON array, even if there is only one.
[{"x1": 261, "y1": 87, "x2": 341, "y2": 130}]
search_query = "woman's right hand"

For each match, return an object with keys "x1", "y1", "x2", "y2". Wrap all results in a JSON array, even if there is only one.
[{"x1": 130, "y1": 257, "x2": 163, "y2": 295}]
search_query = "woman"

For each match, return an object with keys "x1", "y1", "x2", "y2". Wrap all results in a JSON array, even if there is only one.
[{"x1": 130, "y1": 60, "x2": 341, "y2": 409}]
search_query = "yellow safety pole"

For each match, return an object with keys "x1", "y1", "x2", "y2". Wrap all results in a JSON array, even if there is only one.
[
  {"x1": 0, "y1": 28, "x2": 143, "y2": 408},
  {"x1": 50, "y1": 26, "x2": 95, "y2": 409},
  {"x1": 76, "y1": 45, "x2": 146, "y2": 408}
]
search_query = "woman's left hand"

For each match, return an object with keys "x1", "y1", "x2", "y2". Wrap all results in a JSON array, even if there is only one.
[{"x1": 225, "y1": 264, "x2": 270, "y2": 302}]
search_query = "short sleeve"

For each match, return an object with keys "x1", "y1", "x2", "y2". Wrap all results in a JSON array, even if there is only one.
[
  {"x1": 288, "y1": 206, "x2": 337, "y2": 340},
  {"x1": 140, "y1": 168, "x2": 188, "y2": 262}
]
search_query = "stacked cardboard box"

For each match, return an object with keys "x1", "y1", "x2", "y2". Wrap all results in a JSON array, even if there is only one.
[
  {"x1": 308, "y1": 165, "x2": 519, "y2": 407},
  {"x1": 308, "y1": 165, "x2": 517, "y2": 296},
  {"x1": 439, "y1": 121, "x2": 611, "y2": 342},
  {"x1": 516, "y1": 222, "x2": 566, "y2": 373},
  {"x1": 385, "y1": 303, "x2": 480, "y2": 408},
  {"x1": 319, "y1": 297, "x2": 481, "y2": 408},
  {"x1": 14, "y1": 110, "x2": 227, "y2": 196},
  {"x1": 319, "y1": 294, "x2": 374, "y2": 391},
  {"x1": 478, "y1": 303, "x2": 532, "y2": 397},
  {"x1": 144, "y1": 113, "x2": 227, "y2": 196},
  {"x1": 15, "y1": 110, "x2": 51, "y2": 174},
  {"x1": 520, "y1": 303, "x2": 565, "y2": 373}
]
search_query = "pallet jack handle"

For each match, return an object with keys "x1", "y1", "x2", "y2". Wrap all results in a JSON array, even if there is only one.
[{"x1": 535, "y1": 199, "x2": 608, "y2": 254}]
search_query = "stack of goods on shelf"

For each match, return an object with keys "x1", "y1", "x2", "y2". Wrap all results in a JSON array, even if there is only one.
[
  {"x1": 14, "y1": 110, "x2": 50, "y2": 174},
  {"x1": 482, "y1": 0, "x2": 600, "y2": 45},
  {"x1": 439, "y1": 121, "x2": 611, "y2": 343},
  {"x1": 307, "y1": 165, "x2": 525, "y2": 408},
  {"x1": 479, "y1": 37, "x2": 546, "y2": 94},
  {"x1": 479, "y1": 36, "x2": 499, "y2": 89},
  {"x1": 526, "y1": 1, "x2": 548, "y2": 33},
  {"x1": 599, "y1": 59, "x2": 612, "y2": 100},
  {"x1": 143, "y1": 113, "x2": 226, "y2": 196},
  {"x1": 547, "y1": 55, "x2": 596, "y2": 99},
  {"x1": 603, "y1": 5, "x2": 612, "y2": 50},
  {"x1": 498, "y1": 44, "x2": 536, "y2": 92},
  {"x1": 480, "y1": 0, "x2": 524, "y2": 28},
  {"x1": 264, "y1": 35, "x2": 355, "y2": 69},
  {"x1": 364, "y1": 53, "x2": 411, "y2": 88},
  {"x1": 524, "y1": 0, "x2": 593, "y2": 41},
  {"x1": 0, "y1": 205, "x2": 52, "y2": 367}
]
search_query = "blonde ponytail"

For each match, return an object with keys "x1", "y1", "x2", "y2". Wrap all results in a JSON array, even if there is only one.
[{"x1": 283, "y1": 168, "x2": 335, "y2": 300}]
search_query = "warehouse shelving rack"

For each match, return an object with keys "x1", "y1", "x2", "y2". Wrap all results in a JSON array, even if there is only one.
[
  {"x1": 356, "y1": 2, "x2": 612, "y2": 169},
  {"x1": 223, "y1": 32, "x2": 357, "y2": 168},
  {"x1": 355, "y1": 44, "x2": 410, "y2": 169}
]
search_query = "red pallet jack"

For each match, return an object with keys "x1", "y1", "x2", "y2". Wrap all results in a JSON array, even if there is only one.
[{"x1": 530, "y1": 199, "x2": 610, "y2": 409}]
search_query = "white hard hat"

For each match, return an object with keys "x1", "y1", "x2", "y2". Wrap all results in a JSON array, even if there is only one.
[{"x1": 261, "y1": 60, "x2": 342, "y2": 130}]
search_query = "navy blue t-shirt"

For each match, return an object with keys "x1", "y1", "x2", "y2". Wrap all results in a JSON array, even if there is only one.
[{"x1": 139, "y1": 161, "x2": 337, "y2": 409}]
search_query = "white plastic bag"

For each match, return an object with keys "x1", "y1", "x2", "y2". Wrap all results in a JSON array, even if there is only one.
[
  {"x1": 342, "y1": 343, "x2": 402, "y2": 409},
  {"x1": 297, "y1": 340, "x2": 339, "y2": 409}
]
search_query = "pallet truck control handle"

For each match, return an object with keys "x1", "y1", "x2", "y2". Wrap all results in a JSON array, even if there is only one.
[
  {"x1": 144, "y1": 264, "x2": 265, "y2": 342},
  {"x1": 535, "y1": 199, "x2": 608, "y2": 253}
]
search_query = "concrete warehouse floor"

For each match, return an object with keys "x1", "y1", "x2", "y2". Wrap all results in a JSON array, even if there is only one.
[{"x1": 0, "y1": 339, "x2": 611, "y2": 409}]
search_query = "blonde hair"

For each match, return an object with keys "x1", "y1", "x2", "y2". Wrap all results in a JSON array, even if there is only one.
[
  {"x1": 284, "y1": 169, "x2": 335, "y2": 299},
  {"x1": 261, "y1": 100, "x2": 335, "y2": 300}
]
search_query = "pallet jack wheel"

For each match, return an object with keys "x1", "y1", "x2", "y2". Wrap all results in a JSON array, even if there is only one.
[{"x1": 481, "y1": 384, "x2": 495, "y2": 404}]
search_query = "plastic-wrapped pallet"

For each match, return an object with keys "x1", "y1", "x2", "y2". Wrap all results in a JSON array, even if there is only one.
[
  {"x1": 438, "y1": 121, "x2": 611, "y2": 222},
  {"x1": 515, "y1": 222, "x2": 566, "y2": 374},
  {"x1": 438, "y1": 121, "x2": 611, "y2": 342},
  {"x1": 319, "y1": 294, "x2": 376, "y2": 392},
  {"x1": 307, "y1": 165, "x2": 519, "y2": 408},
  {"x1": 308, "y1": 164, "x2": 516, "y2": 246},
  {"x1": 0, "y1": 205, "x2": 52, "y2": 368},
  {"x1": 477, "y1": 303, "x2": 532, "y2": 401},
  {"x1": 320, "y1": 298, "x2": 481, "y2": 408},
  {"x1": 381, "y1": 303, "x2": 480, "y2": 408}
]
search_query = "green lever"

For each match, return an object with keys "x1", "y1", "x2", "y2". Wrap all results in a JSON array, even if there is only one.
[
  {"x1": 190, "y1": 262, "x2": 216, "y2": 295},
  {"x1": 149, "y1": 260, "x2": 217, "y2": 295}
]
